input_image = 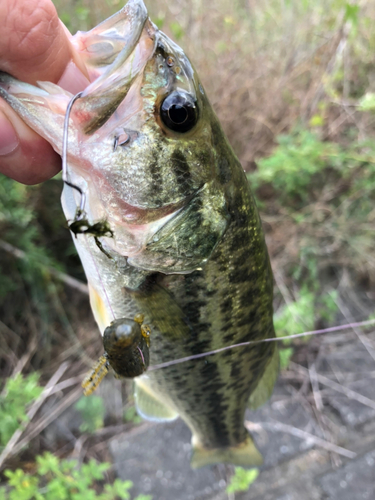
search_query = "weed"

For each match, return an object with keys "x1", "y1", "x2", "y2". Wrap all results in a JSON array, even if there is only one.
[
  {"x1": 0, "y1": 374, "x2": 43, "y2": 449},
  {"x1": 226, "y1": 467, "x2": 259, "y2": 493},
  {"x1": 75, "y1": 395, "x2": 106, "y2": 434},
  {"x1": 123, "y1": 406, "x2": 142, "y2": 425},
  {"x1": 251, "y1": 129, "x2": 341, "y2": 202},
  {"x1": 0, "y1": 452, "x2": 152, "y2": 500}
]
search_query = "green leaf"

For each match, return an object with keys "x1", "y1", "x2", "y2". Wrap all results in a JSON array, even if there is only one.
[
  {"x1": 36, "y1": 452, "x2": 62, "y2": 475},
  {"x1": 226, "y1": 467, "x2": 259, "y2": 493},
  {"x1": 279, "y1": 348, "x2": 294, "y2": 369},
  {"x1": 0, "y1": 373, "x2": 43, "y2": 448},
  {"x1": 169, "y1": 22, "x2": 184, "y2": 40},
  {"x1": 75, "y1": 395, "x2": 106, "y2": 433},
  {"x1": 358, "y1": 93, "x2": 375, "y2": 112},
  {"x1": 309, "y1": 114, "x2": 324, "y2": 127},
  {"x1": 344, "y1": 3, "x2": 359, "y2": 25}
]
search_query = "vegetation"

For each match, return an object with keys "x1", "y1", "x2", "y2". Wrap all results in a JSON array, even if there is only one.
[
  {"x1": 0, "y1": 374, "x2": 150, "y2": 500},
  {"x1": 1, "y1": 453, "x2": 151, "y2": 500},
  {"x1": 1, "y1": 0, "x2": 375, "y2": 495},
  {"x1": 0, "y1": 374, "x2": 43, "y2": 450},
  {"x1": 226, "y1": 467, "x2": 259, "y2": 494}
]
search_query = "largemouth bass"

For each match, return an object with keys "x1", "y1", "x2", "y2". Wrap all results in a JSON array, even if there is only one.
[{"x1": 0, "y1": 0, "x2": 278, "y2": 468}]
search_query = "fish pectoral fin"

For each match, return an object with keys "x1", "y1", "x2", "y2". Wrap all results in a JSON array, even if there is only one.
[
  {"x1": 134, "y1": 378, "x2": 179, "y2": 422},
  {"x1": 191, "y1": 434, "x2": 263, "y2": 469},
  {"x1": 88, "y1": 284, "x2": 111, "y2": 334},
  {"x1": 248, "y1": 343, "x2": 279, "y2": 410}
]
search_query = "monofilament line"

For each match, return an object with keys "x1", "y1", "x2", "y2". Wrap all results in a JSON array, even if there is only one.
[
  {"x1": 148, "y1": 318, "x2": 375, "y2": 371},
  {"x1": 62, "y1": 91, "x2": 86, "y2": 214}
]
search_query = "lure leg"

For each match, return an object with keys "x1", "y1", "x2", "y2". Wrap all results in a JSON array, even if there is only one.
[
  {"x1": 82, "y1": 354, "x2": 110, "y2": 396},
  {"x1": 134, "y1": 313, "x2": 151, "y2": 348},
  {"x1": 140, "y1": 324, "x2": 151, "y2": 348}
]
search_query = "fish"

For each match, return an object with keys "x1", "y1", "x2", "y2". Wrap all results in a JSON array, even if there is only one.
[{"x1": 0, "y1": 0, "x2": 278, "y2": 468}]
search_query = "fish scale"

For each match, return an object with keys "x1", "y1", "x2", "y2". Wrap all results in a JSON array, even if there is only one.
[{"x1": 0, "y1": 0, "x2": 278, "y2": 468}]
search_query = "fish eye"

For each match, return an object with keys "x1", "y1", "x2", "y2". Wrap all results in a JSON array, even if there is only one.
[{"x1": 160, "y1": 91, "x2": 198, "y2": 133}]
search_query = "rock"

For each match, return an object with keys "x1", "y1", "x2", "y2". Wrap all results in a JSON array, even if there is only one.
[
  {"x1": 109, "y1": 419, "x2": 229, "y2": 500},
  {"x1": 318, "y1": 449, "x2": 375, "y2": 500}
]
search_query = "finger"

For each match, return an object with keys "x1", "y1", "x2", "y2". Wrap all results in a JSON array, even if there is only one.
[
  {"x1": 0, "y1": 103, "x2": 61, "y2": 184},
  {"x1": 0, "y1": 0, "x2": 89, "y2": 184},
  {"x1": 0, "y1": 0, "x2": 73, "y2": 84}
]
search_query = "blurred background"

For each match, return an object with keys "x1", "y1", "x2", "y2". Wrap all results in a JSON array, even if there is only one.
[{"x1": 1, "y1": 1, "x2": 375, "y2": 499}]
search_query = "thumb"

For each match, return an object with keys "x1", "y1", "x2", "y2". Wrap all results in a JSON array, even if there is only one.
[{"x1": 0, "y1": 0, "x2": 89, "y2": 184}]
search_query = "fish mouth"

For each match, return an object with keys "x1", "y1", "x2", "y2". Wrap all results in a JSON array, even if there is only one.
[
  {"x1": 80, "y1": 0, "x2": 149, "y2": 96},
  {"x1": 71, "y1": 0, "x2": 155, "y2": 134}
]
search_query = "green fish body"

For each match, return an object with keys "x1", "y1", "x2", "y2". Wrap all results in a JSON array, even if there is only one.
[{"x1": 0, "y1": 0, "x2": 277, "y2": 467}]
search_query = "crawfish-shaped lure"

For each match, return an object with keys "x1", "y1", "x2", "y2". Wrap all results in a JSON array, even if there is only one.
[{"x1": 82, "y1": 314, "x2": 151, "y2": 396}]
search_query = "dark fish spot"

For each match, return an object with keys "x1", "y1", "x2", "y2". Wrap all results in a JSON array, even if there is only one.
[
  {"x1": 235, "y1": 309, "x2": 258, "y2": 328},
  {"x1": 217, "y1": 156, "x2": 232, "y2": 184},
  {"x1": 149, "y1": 158, "x2": 163, "y2": 197},
  {"x1": 211, "y1": 120, "x2": 223, "y2": 148},
  {"x1": 221, "y1": 322, "x2": 232, "y2": 334},
  {"x1": 220, "y1": 296, "x2": 233, "y2": 315},
  {"x1": 171, "y1": 149, "x2": 193, "y2": 194},
  {"x1": 229, "y1": 266, "x2": 256, "y2": 284}
]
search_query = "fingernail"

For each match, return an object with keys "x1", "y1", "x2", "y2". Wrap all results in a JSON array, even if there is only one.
[{"x1": 0, "y1": 112, "x2": 19, "y2": 155}]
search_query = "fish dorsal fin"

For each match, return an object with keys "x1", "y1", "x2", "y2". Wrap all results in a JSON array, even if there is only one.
[
  {"x1": 134, "y1": 376, "x2": 179, "y2": 422},
  {"x1": 191, "y1": 434, "x2": 263, "y2": 469},
  {"x1": 248, "y1": 344, "x2": 279, "y2": 410}
]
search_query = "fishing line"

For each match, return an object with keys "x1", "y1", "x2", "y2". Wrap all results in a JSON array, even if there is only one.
[
  {"x1": 137, "y1": 345, "x2": 145, "y2": 366},
  {"x1": 62, "y1": 91, "x2": 117, "y2": 322},
  {"x1": 148, "y1": 318, "x2": 375, "y2": 371},
  {"x1": 62, "y1": 91, "x2": 86, "y2": 215}
]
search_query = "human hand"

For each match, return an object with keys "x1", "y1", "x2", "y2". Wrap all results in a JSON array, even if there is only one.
[{"x1": 0, "y1": 0, "x2": 89, "y2": 184}]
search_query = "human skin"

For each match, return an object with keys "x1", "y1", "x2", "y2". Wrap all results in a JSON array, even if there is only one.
[{"x1": 0, "y1": 0, "x2": 89, "y2": 184}]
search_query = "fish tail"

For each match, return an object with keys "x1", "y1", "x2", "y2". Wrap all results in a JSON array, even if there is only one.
[{"x1": 190, "y1": 434, "x2": 263, "y2": 469}]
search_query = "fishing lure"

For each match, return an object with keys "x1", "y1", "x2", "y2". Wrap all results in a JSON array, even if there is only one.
[{"x1": 82, "y1": 314, "x2": 151, "y2": 396}]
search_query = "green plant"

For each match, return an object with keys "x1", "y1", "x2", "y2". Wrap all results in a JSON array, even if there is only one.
[
  {"x1": 226, "y1": 467, "x2": 259, "y2": 493},
  {"x1": 274, "y1": 287, "x2": 338, "y2": 369},
  {"x1": 250, "y1": 129, "x2": 341, "y2": 202},
  {"x1": 75, "y1": 396, "x2": 106, "y2": 434},
  {"x1": 279, "y1": 348, "x2": 294, "y2": 370},
  {"x1": 0, "y1": 452, "x2": 152, "y2": 500},
  {"x1": 0, "y1": 373, "x2": 43, "y2": 449},
  {"x1": 123, "y1": 406, "x2": 142, "y2": 425}
]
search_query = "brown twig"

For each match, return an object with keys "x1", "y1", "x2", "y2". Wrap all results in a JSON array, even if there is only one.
[
  {"x1": 0, "y1": 239, "x2": 88, "y2": 295},
  {"x1": 246, "y1": 420, "x2": 356, "y2": 459},
  {"x1": 336, "y1": 297, "x2": 375, "y2": 362},
  {"x1": 9, "y1": 386, "x2": 82, "y2": 459},
  {"x1": 291, "y1": 362, "x2": 375, "y2": 411}
]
